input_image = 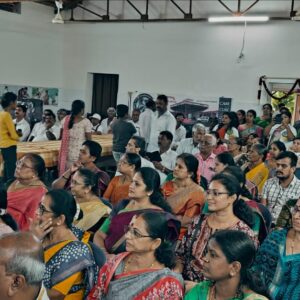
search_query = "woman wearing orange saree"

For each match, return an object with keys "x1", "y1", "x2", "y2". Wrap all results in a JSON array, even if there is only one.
[
  {"x1": 7, "y1": 154, "x2": 47, "y2": 231},
  {"x1": 162, "y1": 153, "x2": 205, "y2": 239}
]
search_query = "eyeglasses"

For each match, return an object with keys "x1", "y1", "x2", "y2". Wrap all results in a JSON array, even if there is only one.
[
  {"x1": 38, "y1": 204, "x2": 54, "y2": 215},
  {"x1": 70, "y1": 179, "x2": 84, "y2": 186},
  {"x1": 200, "y1": 141, "x2": 213, "y2": 146},
  {"x1": 206, "y1": 189, "x2": 229, "y2": 197},
  {"x1": 291, "y1": 206, "x2": 300, "y2": 215},
  {"x1": 16, "y1": 160, "x2": 34, "y2": 170},
  {"x1": 124, "y1": 225, "x2": 153, "y2": 239},
  {"x1": 118, "y1": 160, "x2": 131, "y2": 166}
]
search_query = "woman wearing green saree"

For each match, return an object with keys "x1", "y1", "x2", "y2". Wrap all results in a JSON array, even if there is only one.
[{"x1": 185, "y1": 230, "x2": 268, "y2": 300}]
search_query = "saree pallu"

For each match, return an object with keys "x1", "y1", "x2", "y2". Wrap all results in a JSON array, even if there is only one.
[
  {"x1": 253, "y1": 229, "x2": 300, "y2": 300},
  {"x1": 74, "y1": 200, "x2": 111, "y2": 232},
  {"x1": 44, "y1": 240, "x2": 98, "y2": 300},
  {"x1": 246, "y1": 163, "x2": 269, "y2": 194},
  {"x1": 184, "y1": 281, "x2": 268, "y2": 300},
  {"x1": 238, "y1": 124, "x2": 263, "y2": 139},
  {"x1": 202, "y1": 199, "x2": 269, "y2": 243},
  {"x1": 176, "y1": 215, "x2": 258, "y2": 282},
  {"x1": 7, "y1": 184, "x2": 47, "y2": 231},
  {"x1": 87, "y1": 252, "x2": 184, "y2": 300},
  {"x1": 104, "y1": 200, "x2": 180, "y2": 254},
  {"x1": 162, "y1": 181, "x2": 205, "y2": 239}
]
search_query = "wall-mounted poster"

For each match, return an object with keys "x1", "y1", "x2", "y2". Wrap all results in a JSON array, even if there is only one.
[
  {"x1": 0, "y1": 84, "x2": 59, "y2": 106},
  {"x1": 131, "y1": 91, "x2": 219, "y2": 127}
]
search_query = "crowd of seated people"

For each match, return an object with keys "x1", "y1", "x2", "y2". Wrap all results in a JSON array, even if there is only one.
[{"x1": 2, "y1": 92, "x2": 300, "y2": 299}]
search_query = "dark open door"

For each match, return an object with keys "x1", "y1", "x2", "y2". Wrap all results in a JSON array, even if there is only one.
[{"x1": 92, "y1": 73, "x2": 119, "y2": 118}]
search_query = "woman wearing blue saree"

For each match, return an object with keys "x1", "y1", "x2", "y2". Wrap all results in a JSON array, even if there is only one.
[
  {"x1": 253, "y1": 198, "x2": 300, "y2": 299},
  {"x1": 32, "y1": 189, "x2": 98, "y2": 300}
]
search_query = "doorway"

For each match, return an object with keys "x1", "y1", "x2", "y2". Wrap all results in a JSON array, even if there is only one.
[{"x1": 91, "y1": 73, "x2": 119, "y2": 118}]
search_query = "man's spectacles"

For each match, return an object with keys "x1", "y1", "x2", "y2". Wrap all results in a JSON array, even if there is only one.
[
  {"x1": 118, "y1": 160, "x2": 131, "y2": 166},
  {"x1": 200, "y1": 141, "x2": 213, "y2": 146},
  {"x1": 206, "y1": 189, "x2": 229, "y2": 197},
  {"x1": 124, "y1": 225, "x2": 153, "y2": 239}
]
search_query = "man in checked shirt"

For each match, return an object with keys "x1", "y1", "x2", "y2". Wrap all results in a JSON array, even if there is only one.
[{"x1": 261, "y1": 151, "x2": 300, "y2": 224}]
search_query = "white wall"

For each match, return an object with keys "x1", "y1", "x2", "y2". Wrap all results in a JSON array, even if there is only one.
[
  {"x1": 1, "y1": 3, "x2": 299, "y2": 114},
  {"x1": 62, "y1": 20, "x2": 300, "y2": 112},
  {"x1": 0, "y1": 3, "x2": 64, "y2": 113}
]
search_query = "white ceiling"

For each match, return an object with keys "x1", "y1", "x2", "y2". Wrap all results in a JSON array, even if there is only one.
[{"x1": 67, "y1": 0, "x2": 300, "y2": 21}]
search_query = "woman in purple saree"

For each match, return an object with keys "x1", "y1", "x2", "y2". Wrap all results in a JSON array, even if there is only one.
[{"x1": 93, "y1": 167, "x2": 179, "y2": 254}]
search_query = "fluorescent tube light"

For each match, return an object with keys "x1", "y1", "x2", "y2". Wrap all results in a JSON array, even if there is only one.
[{"x1": 208, "y1": 16, "x2": 269, "y2": 23}]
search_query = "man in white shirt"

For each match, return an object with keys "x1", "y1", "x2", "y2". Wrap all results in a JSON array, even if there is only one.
[
  {"x1": 172, "y1": 113, "x2": 187, "y2": 150},
  {"x1": 90, "y1": 113, "x2": 102, "y2": 134},
  {"x1": 140, "y1": 99, "x2": 155, "y2": 146},
  {"x1": 177, "y1": 123, "x2": 206, "y2": 155},
  {"x1": 147, "y1": 95, "x2": 176, "y2": 152},
  {"x1": 100, "y1": 107, "x2": 116, "y2": 134},
  {"x1": 13, "y1": 104, "x2": 31, "y2": 141},
  {"x1": 56, "y1": 108, "x2": 68, "y2": 127},
  {"x1": 29, "y1": 111, "x2": 60, "y2": 142},
  {"x1": 130, "y1": 109, "x2": 141, "y2": 136},
  {"x1": 28, "y1": 109, "x2": 52, "y2": 141},
  {"x1": 152, "y1": 130, "x2": 177, "y2": 185}
]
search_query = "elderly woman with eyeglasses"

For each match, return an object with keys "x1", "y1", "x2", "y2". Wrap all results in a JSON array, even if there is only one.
[
  {"x1": 103, "y1": 153, "x2": 141, "y2": 206},
  {"x1": 32, "y1": 189, "x2": 97, "y2": 300},
  {"x1": 70, "y1": 168, "x2": 111, "y2": 232},
  {"x1": 88, "y1": 211, "x2": 183, "y2": 300},
  {"x1": 176, "y1": 173, "x2": 258, "y2": 284},
  {"x1": 7, "y1": 154, "x2": 47, "y2": 231},
  {"x1": 252, "y1": 198, "x2": 300, "y2": 299}
]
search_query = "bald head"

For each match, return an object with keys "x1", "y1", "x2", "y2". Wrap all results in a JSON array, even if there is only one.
[
  {"x1": 0, "y1": 232, "x2": 43, "y2": 264},
  {"x1": 0, "y1": 232, "x2": 45, "y2": 300}
]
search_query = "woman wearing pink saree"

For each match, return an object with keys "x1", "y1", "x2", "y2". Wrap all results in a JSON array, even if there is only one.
[
  {"x1": 58, "y1": 100, "x2": 92, "y2": 176},
  {"x1": 7, "y1": 154, "x2": 47, "y2": 231}
]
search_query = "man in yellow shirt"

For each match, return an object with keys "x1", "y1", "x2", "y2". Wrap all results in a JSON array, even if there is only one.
[{"x1": 0, "y1": 92, "x2": 19, "y2": 183}]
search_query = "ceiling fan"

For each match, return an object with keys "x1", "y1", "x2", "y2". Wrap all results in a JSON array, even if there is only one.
[{"x1": 52, "y1": 0, "x2": 64, "y2": 23}]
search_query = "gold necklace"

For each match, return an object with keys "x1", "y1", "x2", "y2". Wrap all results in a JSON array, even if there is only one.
[
  {"x1": 208, "y1": 284, "x2": 242, "y2": 300},
  {"x1": 289, "y1": 230, "x2": 300, "y2": 255},
  {"x1": 123, "y1": 257, "x2": 155, "y2": 273}
]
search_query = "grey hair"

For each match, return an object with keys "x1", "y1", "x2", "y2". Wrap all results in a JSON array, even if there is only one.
[
  {"x1": 6, "y1": 254, "x2": 45, "y2": 286},
  {"x1": 192, "y1": 123, "x2": 206, "y2": 133},
  {"x1": 205, "y1": 133, "x2": 217, "y2": 146}
]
